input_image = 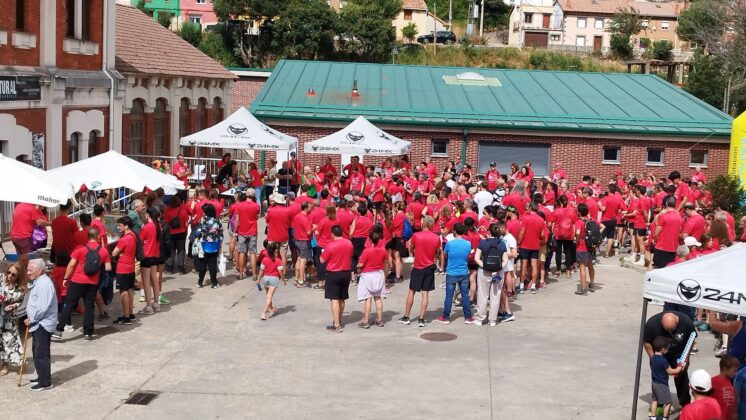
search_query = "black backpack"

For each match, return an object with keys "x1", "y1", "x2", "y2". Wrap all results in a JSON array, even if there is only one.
[
  {"x1": 482, "y1": 239, "x2": 504, "y2": 273},
  {"x1": 83, "y1": 244, "x2": 102, "y2": 276},
  {"x1": 584, "y1": 220, "x2": 603, "y2": 250},
  {"x1": 128, "y1": 231, "x2": 145, "y2": 261}
]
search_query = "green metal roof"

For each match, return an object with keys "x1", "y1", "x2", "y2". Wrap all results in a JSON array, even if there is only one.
[{"x1": 249, "y1": 60, "x2": 733, "y2": 137}]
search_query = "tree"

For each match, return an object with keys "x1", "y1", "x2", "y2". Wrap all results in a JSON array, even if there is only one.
[
  {"x1": 650, "y1": 40, "x2": 672, "y2": 60},
  {"x1": 136, "y1": 0, "x2": 146, "y2": 13},
  {"x1": 199, "y1": 31, "x2": 240, "y2": 67},
  {"x1": 178, "y1": 22, "x2": 203, "y2": 47},
  {"x1": 156, "y1": 12, "x2": 172, "y2": 29},
  {"x1": 608, "y1": 7, "x2": 644, "y2": 60},
  {"x1": 706, "y1": 175, "x2": 746, "y2": 213},
  {"x1": 610, "y1": 34, "x2": 633, "y2": 60},
  {"x1": 338, "y1": 0, "x2": 402, "y2": 62},
  {"x1": 402, "y1": 23, "x2": 418, "y2": 44},
  {"x1": 677, "y1": 0, "x2": 728, "y2": 53},
  {"x1": 271, "y1": 0, "x2": 337, "y2": 60}
]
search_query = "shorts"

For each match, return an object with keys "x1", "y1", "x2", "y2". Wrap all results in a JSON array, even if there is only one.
[
  {"x1": 651, "y1": 382, "x2": 673, "y2": 406},
  {"x1": 237, "y1": 235, "x2": 258, "y2": 254},
  {"x1": 386, "y1": 237, "x2": 406, "y2": 254},
  {"x1": 601, "y1": 220, "x2": 617, "y2": 239},
  {"x1": 653, "y1": 249, "x2": 676, "y2": 269},
  {"x1": 467, "y1": 262, "x2": 479, "y2": 271},
  {"x1": 11, "y1": 237, "x2": 34, "y2": 255},
  {"x1": 295, "y1": 240, "x2": 311, "y2": 259},
  {"x1": 634, "y1": 228, "x2": 648, "y2": 237},
  {"x1": 270, "y1": 241, "x2": 288, "y2": 259},
  {"x1": 261, "y1": 276, "x2": 280, "y2": 288},
  {"x1": 518, "y1": 248, "x2": 539, "y2": 260},
  {"x1": 410, "y1": 266, "x2": 436, "y2": 292},
  {"x1": 288, "y1": 229, "x2": 297, "y2": 250},
  {"x1": 576, "y1": 251, "x2": 592, "y2": 264},
  {"x1": 357, "y1": 270, "x2": 385, "y2": 301},
  {"x1": 324, "y1": 270, "x2": 351, "y2": 300},
  {"x1": 116, "y1": 273, "x2": 135, "y2": 291},
  {"x1": 140, "y1": 257, "x2": 160, "y2": 268},
  {"x1": 539, "y1": 245, "x2": 547, "y2": 262}
]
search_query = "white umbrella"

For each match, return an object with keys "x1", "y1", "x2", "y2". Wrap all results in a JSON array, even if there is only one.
[
  {"x1": 304, "y1": 116, "x2": 411, "y2": 156},
  {"x1": 49, "y1": 150, "x2": 185, "y2": 192},
  {"x1": 0, "y1": 153, "x2": 73, "y2": 206}
]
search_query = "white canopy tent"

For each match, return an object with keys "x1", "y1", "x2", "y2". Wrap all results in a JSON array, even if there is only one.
[
  {"x1": 179, "y1": 107, "x2": 297, "y2": 151},
  {"x1": 630, "y1": 243, "x2": 746, "y2": 419},
  {"x1": 0, "y1": 153, "x2": 73, "y2": 206},
  {"x1": 49, "y1": 150, "x2": 185, "y2": 192},
  {"x1": 303, "y1": 116, "x2": 411, "y2": 158}
]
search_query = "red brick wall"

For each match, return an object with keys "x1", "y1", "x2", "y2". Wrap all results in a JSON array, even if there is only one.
[
  {"x1": 231, "y1": 77, "x2": 267, "y2": 110},
  {"x1": 263, "y1": 123, "x2": 729, "y2": 183},
  {"x1": 55, "y1": 0, "x2": 104, "y2": 70},
  {"x1": 0, "y1": 0, "x2": 41, "y2": 66},
  {"x1": 61, "y1": 107, "x2": 109, "y2": 164}
]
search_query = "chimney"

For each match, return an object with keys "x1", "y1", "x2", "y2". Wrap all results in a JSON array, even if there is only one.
[
  {"x1": 306, "y1": 88, "x2": 315, "y2": 96},
  {"x1": 352, "y1": 79, "x2": 359, "y2": 98}
]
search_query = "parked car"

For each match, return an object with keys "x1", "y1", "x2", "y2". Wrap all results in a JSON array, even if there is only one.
[{"x1": 417, "y1": 31, "x2": 457, "y2": 45}]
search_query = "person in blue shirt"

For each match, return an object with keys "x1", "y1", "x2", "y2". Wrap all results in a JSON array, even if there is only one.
[
  {"x1": 649, "y1": 336, "x2": 682, "y2": 420},
  {"x1": 437, "y1": 223, "x2": 475, "y2": 324}
]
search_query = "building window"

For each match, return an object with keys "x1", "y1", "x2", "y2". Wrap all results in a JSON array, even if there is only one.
[
  {"x1": 661, "y1": 21, "x2": 670, "y2": 31},
  {"x1": 690, "y1": 150, "x2": 708, "y2": 167},
  {"x1": 196, "y1": 0, "x2": 205, "y2": 3},
  {"x1": 179, "y1": 98, "x2": 190, "y2": 138},
  {"x1": 594, "y1": 18, "x2": 604, "y2": 29},
  {"x1": 577, "y1": 18, "x2": 587, "y2": 28},
  {"x1": 641, "y1": 19, "x2": 649, "y2": 28},
  {"x1": 129, "y1": 99, "x2": 145, "y2": 155},
  {"x1": 524, "y1": 13, "x2": 533, "y2": 24},
  {"x1": 431, "y1": 139, "x2": 448, "y2": 156},
  {"x1": 196, "y1": 98, "x2": 207, "y2": 132},
  {"x1": 68, "y1": 132, "x2": 81, "y2": 163},
  {"x1": 153, "y1": 98, "x2": 168, "y2": 156},
  {"x1": 404, "y1": 10, "x2": 412, "y2": 20},
  {"x1": 550, "y1": 34, "x2": 560, "y2": 41},
  {"x1": 66, "y1": 0, "x2": 91, "y2": 40},
  {"x1": 212, "y1": 97, "x2": 222, "y2": 125},
  {"x1": 81, "y1": 0, "x2": 90, "y2": 40},
  {"x1": 646, "y1": 149, "x2": 664, "y2": 165},
  {"x1": 88, "y1": 130, "x2": 98, "y2": 158},
  {"x1": 189, "y1": 16, "x2": 202, "y2": 24},
  {"x1": 576, "y1": 36, "x2": 586, "y2": 47},
  {"x1": 602, "y1": 146, "x2": 619, "y2": 163},
  {"x1": 16, "y1": 0, "x2": 25, "y2": 31},
  {"x1": 66, "y1": 0, "x2": 75, "y2": 37}
]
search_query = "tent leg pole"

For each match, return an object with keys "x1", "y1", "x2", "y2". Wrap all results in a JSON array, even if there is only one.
[{"x1": 631, "y1": 298, "x2": 649, "y2": 420}]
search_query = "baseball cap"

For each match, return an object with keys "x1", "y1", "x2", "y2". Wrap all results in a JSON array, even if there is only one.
[
  {"x1": 505, "y1": 205, "x2": 517, "y2": 214},
  {"x1": 286, "y1": 191, "x2": 296, "y2": 199},
  {"x1": 290, "y1": 151, "x2": 297, "y2": 156},
  {"x1": 684, "y1": 236, "x2": 702, "y2": 247},
  {"x1": 272, "y1": 194, "x2": 286, "y2": 205},
  {"x1": 489, "y1": 162, "x2": 496, "y2": 166},
  {"x1": 690, "y1": 369, "x2": 712, "y2": 392},
  {"x1": 245, "y1": 188, "x2": 256, "y2": 197}
]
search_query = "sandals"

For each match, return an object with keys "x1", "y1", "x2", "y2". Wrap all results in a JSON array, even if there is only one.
[
  {"x1": 358, "y1": 322, "x2": 370, "y2": 329},
  {"x1": 313, "y1": 285, "x2": 324, "y2": 290},
  {"x1": 260, "y1": 313, "x2": 268, "y2": 320},
  {"x1": 374, "y1": 320, "x2": 384, "y2": 327}
]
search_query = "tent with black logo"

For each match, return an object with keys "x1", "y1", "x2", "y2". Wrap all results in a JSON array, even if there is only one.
[
  {"x1": 303, "y1": 116, "x2": 411, "y2": 156},
  {"x1": 630, "y1": 243, "x2": 746, "y2": 419},
  {"x1": 179, "y1": 107, "x2": 297, "y2": 151}
]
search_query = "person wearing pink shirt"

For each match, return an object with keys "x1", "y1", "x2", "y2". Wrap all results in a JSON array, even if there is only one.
[{"x1": 551, "y1": 162, "x2": 566, "y2": 182}]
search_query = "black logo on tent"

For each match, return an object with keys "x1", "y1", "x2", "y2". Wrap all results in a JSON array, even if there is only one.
[
  {"x1": 312, "y1": 145, "x2": 318, "y2": 151},
  {"x1": 228, "y1": 124, "x2": 248, "y2": 135},
  {"x1": 346, "y1": 131, "x2": 364, "y2": 142},
  {"x1": 677, "y1": 279, "x2": 701, "y2": 302}
]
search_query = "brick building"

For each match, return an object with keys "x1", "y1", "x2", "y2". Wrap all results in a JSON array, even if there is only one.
[
  {"x1": 230, "y1": 68, "x2": 270, "y2": 112},
  {"x1": 250, "y1": 60, "x2": 732, "y2": 182},
  {"x1": 0, "y1": 0, "x2": 118, "y2": 168}
]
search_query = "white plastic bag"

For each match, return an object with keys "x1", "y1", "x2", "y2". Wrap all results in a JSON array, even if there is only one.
[{"x1": 218, "y1": 253, "x2": 227, "y2": 277}]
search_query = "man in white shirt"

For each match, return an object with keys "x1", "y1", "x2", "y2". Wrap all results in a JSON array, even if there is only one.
[
  {"x1": 499, "y1": 222, "x2": 518, "y2": 321},
  {"x1": 473, "y1": 182, "x2": 494, "y2": 220}
]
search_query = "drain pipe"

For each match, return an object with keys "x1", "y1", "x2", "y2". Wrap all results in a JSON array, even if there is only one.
[
  {"x1": 461, "y1": 128, "x2": 467, "y2": 164},
  {"x1": 102, "y1": 0, "x2": 116, "y2": 152}
]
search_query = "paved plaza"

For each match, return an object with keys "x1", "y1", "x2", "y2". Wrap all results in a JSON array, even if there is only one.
[{"x1": 0, "y1": 253, "x2": 720, "y2": 419}]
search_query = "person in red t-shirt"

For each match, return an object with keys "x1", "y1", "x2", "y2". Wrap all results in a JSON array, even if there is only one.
[
  {"x1": 349, "y1": 203, "x2": 374, "y2": 278},
  {"x1": 54, "y1": 228, "x2": 112, "y2": 340},
  {"x1": 112, "y1": 216, "x2": 137, "y2": 324},
  {"x1": 574, "y1": 203, "x2": 595, "y2": 295},
  {"x1": 50, "y1": 201, "x2": 78, "y2": 261},
  {"x1": 356, "y1": 230, "x2": 388, "y2": 328},
  {"x1": 628, "y1": 185, "x2": 651, "y2": 267},
  {"x1": 654, "y1": 197, "x2": 683, "y2": 269},
  {"x1": 598, "y1": 184, "x2": 624, "y2": 258},
  {"x1": 517, "y1": 202, "x2": 545, "y2": 294},
  {"x1": 265, "y1": 194, "x2": 292, "y2": 270},
  {"x1": 320, "y1": 225, "x2": 354, "y2": 332},
  {"x1": 679, "y1": 369, "x2": 722, "y2": 420},
  {"x1": 10, "y1": 202, "x2": 48, "y2": 255},
  {"x1": 553, "y1": 195, "x2": 577, "y2": 276},
  {"x1": 399, "y1": 216, "x2": 443, "y2": 327},
  {"x1": 681, "y1": 203, "x2": 706, "y2": 242},
  {"x1": 234, "y1": 192, "x2": 261, "y2": 280},
  {"x1": 163, "y1": 196, "x2": 190, "y2": 275},
  {"x1": 138, "y1": 207, "x2": 162, "y2": 314},
  {"x1": 256, "y1": 242, "x2": 285, "y2": 321},
  {"x1": 292, "y1": 201, "x2": 314, "y2": 287},
  {"x1": 484, "y1": 162, "x2": 500, "y2": 192},
  {"x1": 320, "y1": 157, "x2": 337, "y2": 181},
  {"x1": 710, "y1": 355, "x2": 738, "y2": 420}
]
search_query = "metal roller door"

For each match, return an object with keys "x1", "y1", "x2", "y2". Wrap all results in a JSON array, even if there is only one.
[{"x1": 477, "y1": 143, "x2": 550, "y2": 177}]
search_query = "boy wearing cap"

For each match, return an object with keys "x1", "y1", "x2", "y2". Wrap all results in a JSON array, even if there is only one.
[
  {"x1": 649, "y1": 336, "x2": 683, "y2": 420},
  {"x1": 679, "y1": 369, "x2": 722, "y2": 420},
  {"x1": 484, "y1": 162, "x2": 500, "y2": 193}
]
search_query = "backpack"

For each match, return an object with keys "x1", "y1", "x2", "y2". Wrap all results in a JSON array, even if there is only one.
[
  {"x1": 128, "y1": 231, "x2": 144, "y2": 261},
  {"x1": 556, "y1": 213, "x2": 575, "y2": 240},
  {"x1": 584, "y1": 220, "x2": 603, "y2": 250},
  {"x1": 168, "y1": 208, "x2": 181, "y2": 230},
  {"x1": 402, "y1": 218, "x2": 414, "y2": 241},
  {"x1": 482, "y1": 239, "x2": 504, "y2": 273},
  {"x1": 83, "y1": 244, "x2": 102, "y2": 276}
]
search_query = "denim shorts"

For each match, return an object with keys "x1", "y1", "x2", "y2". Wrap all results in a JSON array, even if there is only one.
[{"x1": 262, "y1": 276, "x2": 280, "y2": 288}]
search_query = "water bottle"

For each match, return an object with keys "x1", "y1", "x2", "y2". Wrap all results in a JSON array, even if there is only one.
[{"x1": 256, "y1": 282, "x2": 262, "y2": 291}]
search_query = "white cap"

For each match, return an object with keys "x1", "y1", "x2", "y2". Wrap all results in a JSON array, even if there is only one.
[
  {"x1": 272, "y1": 194, "x2": 287, "y2": 205},
  {"x1": 684, "y1": 236, "x2": 702, "y2": 247},
  {"x1": 689, "y1": 369, "x2": 712, "y2": 392},
  {"x1": 245, "y1": 188, "x2": 255, "y2": 198}
]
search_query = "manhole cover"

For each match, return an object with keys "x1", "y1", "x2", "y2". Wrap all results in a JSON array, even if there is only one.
[
  {"x1": 420, "y1": 332, "x2": 458, "y2": 342},
  {"x1": 124, "y1": 391, "x2": 160, "y2": 405}
]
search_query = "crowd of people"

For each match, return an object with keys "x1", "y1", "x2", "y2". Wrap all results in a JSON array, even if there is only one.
[{"x1": 2, "y1": 151, "x2": 745, "y2": 398}]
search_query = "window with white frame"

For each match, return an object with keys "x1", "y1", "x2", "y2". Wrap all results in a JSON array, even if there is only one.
[
  {"x1": 431, "y1": 139, "x2": 448, "y2": 156},
  {"x1": 550, "y1": 34, "x2": 560, "y2": 41},
  {"x1": 576, "y1": 36, "x2": 586, "y2": 47},
  {"x1": 690, "y1": 150, "x2": 708, "y2": 167},
  {"x1": 196, "y1": 0, "x2": 205, "y2": 3},
  {"x1": 661, "y1": 21, "x2": 670, "y2": 30},
  {"x1": 594, "y1": 18, "x2": 604, "y2": 29},
  {"x1": 577, "y1": 17, "x2": 587, "y2": 28},
  {"x1": 524, "y1": 13, "x2": 533, "y2": 24},
  {"x1": 189, "y1": 16, "x2": 201, "y2": 24},
  {"x1": 603, "y1": 146, "x2": 620, "y2": 163},
  {"x1": 646, "y1": 149, "x2": 664, "y2": 165}
]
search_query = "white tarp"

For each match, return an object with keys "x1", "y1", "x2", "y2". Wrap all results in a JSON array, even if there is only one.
[
  {"x1": 304, "y1": 116, "x2": 411, "y2": 156},
  {"x1": 0, "y1": 153, "x2": 73, "y2": 206},
  {"x1": 49, "y1": 150, "x2": 185, "y2": 192},
  {"x1": 180, "y1": 107, "x2": 297, "y2": 151},
  {"x1": 644, "y1": 243, "x2": 746, "y2": 316}
]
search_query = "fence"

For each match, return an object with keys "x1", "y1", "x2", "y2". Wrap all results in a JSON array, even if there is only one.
[{"x1": 128, "y1": 154, "x2": 254, "y2": 182}]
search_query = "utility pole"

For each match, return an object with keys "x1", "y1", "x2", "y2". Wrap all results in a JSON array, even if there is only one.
[
  {"x1": 479, "y1": 0, "x2": 484, "y2": 38},
  {"x1": 449, "y1": 0, "x2": 452, "y2": 30},
  {"x1": 467, "y1": 0, "x2": 476, "y2": 36}
]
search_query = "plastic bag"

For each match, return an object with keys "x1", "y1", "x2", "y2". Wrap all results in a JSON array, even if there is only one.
[{"x1": 218, "y1": 253, "x2": 227, "y2": 277}]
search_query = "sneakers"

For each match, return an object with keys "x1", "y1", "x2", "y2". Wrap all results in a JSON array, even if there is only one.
[
  {"x1": 158, "y1": 295, "x2": 170, "y2": 305},
  {"x1": 63, "y1": 325, "x2": 75, "y2": 333},
  {"x1": 464, "y1": 316, "x2": 476, "y2": 324},
  {"x1": 530, "y1": 287, "x2": 537, "y2": 294},
  {"x1": 83, "y1": 334, "x2": 93, "y2": 341},
  {"x1": 113, "y1": 316, "x2": 132, "y2": 325},
  {"x1": 418, "y1": 318, "x2": 426, "y2": 328},
  {"x1": 470, "y1": 317, "x2": 482, "y2": 326},
  {"x1": 30, "y1": 383, "x2": 53, "y2": 392},
  {"x1": 588, "y1": 284, "x2": 595, "y2": 293},
  {"x1": 397, "y1": 316, "x2": 411, "y2": 325},
  {"x1": 129, "y1": 314, "x2": 136, "y2": 321},
  {"x1": 152, "y1": 304, "x2": 161, "y2": 313},
  {"x1": 138, "y1": 306, "x2": 154, "y2": 315},
  {"x1": 499, "y1": 313, "x2": 515, "y2": 323},
  {"x1": 51, "y1": 331, "x2": 62, "y2": 340},
  {"x1": 489, "y1": 321, "x2": 498, "y2": 327},
  {"x1": 97, "y1": 312, "x2": 110, "y2": 321},
  {"x1": 436, "y1": 316, "x2": 450, "y2": 325}
]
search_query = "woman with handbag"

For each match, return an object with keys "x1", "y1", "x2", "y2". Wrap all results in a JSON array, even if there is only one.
[
  {"x1": 0, "y1": 263, "x2": 28, "y2": 375},
  {"x1": 193, "y1": 203, "x2": 223, "y2": 289},
  {"x1": 138, "y1": 208, "x2": 163, "y2": 314}
]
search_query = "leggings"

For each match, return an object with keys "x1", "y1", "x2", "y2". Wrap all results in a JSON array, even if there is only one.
[
  {"x1": 198, "y1": 252, "x2": 219, "y2": 286},
  {"x1": 169, "y1": 232, "x2": 187, "y2": 269},
  {"x1": 555, "y1": 239, "x2": 576, "y2": 271}
]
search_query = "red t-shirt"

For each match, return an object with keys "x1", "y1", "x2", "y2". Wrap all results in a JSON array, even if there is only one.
[
  {"x1": 678, "y1": 397, "x2": 721, "y2": 420},
  {"x1": 10, "y1": 203, "x2": 42, "y2": 239},
  {"x1": 249, "y1": 169, "x2": 262, "y2": 187},
  {"x1": 139, "y1": 221, "x2": 160, "y2": 258},
  {"x1": 485, "y1": 170, "x2": 500, "y2": 191},
  {"x1": 163, "y1": 204, "x2": 189, "y2": 234},
  {"x1": 407, "y1": 202, "x2": 424, "y2": 230},
  {"x1": 70, "y1": 240, "x2": 111, "y2": 285},
  {"x1": 51, "y1": 215, "x2": 79, "y2": 256},
  {"x1": 315, "y1": 217, "x2": 337, "y2": 248},
  {"x1": 321, "y1": 238, "x2": 353, "y2": 271},
  {"x1": 292, "y1": 212, "x2": 313, "y2": 241},
  {"x1": 710, "y1": 375, "x2": 736, "y2": 420},
  {"x1": 575, "y1": 219, "x2": 588, "y2": 252},
  {"x1": 600, "y1": 194, "x2": 624, "y2": 222},
  {"x1": 115, "y1": 231, "x2": 136, "y2": 274},
  {"x1": 371, "y1": 178, "x2": 386, "y2": 202},
  {"x1": 682, "y1": 213, "x2": 706, "y2": 241},
  {"x1": 391, "y1": 212, "x2": 405, "y2": 238},
  {"x1": 358, "y1": 246, "x2": 388, "y2": 273},
  {"x1": 675, "y1": 182, "x2": 690, "y2": 208},
  {"x1": 506, "y1": 218, "x2": 521, "y2": 240},
  {"x1": 73, "y1": 229, "x2": 88, "y2": 247},
  {"x1": 336, "y1": 209, "x2": 354, "y2": 239},
  {"x1": 235, "y1": 201, "x2": 260, "y2": 236},
  {"x1": 554, "y1": 207, "x2": 578, "y2": 240},
  {"x1": 655, "y1": 210, "x2": 683, "y2": 253},
  {"x1": 580, "y1": 197, "x2": 599, "y2": 222},
  {"x1": 295, "y1": 195, "x2": 313, "y2": 207},
  {"x1": 90, "y1": 218, "x2": 108, "y2": 247},
  {"x1": 519, "y1": 212, "x2": 545, "y2": 251},
  {"x1": 265, "y1": 206, "x2": 291, "y2": 242},
  {"x1": 352, "y1": 214, "x2": 374, "y2": 239},
  {"x1": 458, "y1": 211, "x2": 479, "y2": 225},
  {"x1": 502, "y1": 193, "x2": 527, "y2": 216},
  {"x1": 260, "y1": 255, "x2": 283, "y2": 277},
  {"x1": 50, "y1": 266, "x2": 65, "y2": 302},
  {"x1": 349, "y1": 173, "x2": 365, "y2": 192},
  {"x1": 411, "y1": 230, "x2": 441, "y2": 269}
]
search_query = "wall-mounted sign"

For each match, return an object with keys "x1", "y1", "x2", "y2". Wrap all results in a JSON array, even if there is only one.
[{"x1": 0, "y1": 76, "x2": 41, "y2": 101}]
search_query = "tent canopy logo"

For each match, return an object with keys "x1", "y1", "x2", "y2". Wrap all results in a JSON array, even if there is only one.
[
  {"x1": 346, "y1": 131, "x2": 364, "y2": 142},
  {"x1": 228, "y1": 123, "x2": 248, "y2": 135},
  {"x1": 677, "y1": 279, "x2": 701, "y2": 302}
]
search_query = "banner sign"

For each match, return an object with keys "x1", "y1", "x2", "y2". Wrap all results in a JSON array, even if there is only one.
[{"x1": 0, "y1": 76, "x2": 41, "y2": 101}]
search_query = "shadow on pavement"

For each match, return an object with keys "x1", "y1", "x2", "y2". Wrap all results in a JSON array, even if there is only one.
[{"x1": 53, "y1": 359, "x2": 98, "y2": 386}]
